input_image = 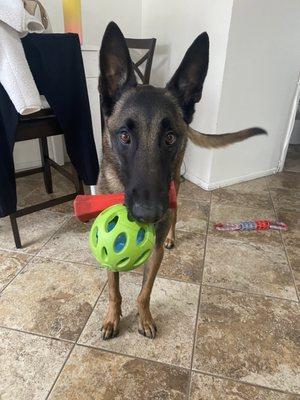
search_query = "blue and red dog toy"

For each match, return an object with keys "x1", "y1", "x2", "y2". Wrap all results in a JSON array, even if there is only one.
[{"x1": 215, "y1": 220, "x2": 288, "y2": 232}]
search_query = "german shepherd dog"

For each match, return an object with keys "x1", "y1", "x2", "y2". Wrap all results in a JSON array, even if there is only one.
[{"x1": 97, "y1": 22, "x2": 265, "y2": 340}]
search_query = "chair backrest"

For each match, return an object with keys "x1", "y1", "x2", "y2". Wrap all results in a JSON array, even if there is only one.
[{"x1": 125, "y1": 38, "x2": 156, "y2": 85}]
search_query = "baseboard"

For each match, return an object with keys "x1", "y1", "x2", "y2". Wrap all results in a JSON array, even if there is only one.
[
  {"x1": 184, "y1": 167, "x2": 278, "y2": 191},
  {"x1": 15, "y1": 160, "x2": 42, "y2": 172},
  {"x1": 182, "y1": 172, "x2": 211, "y2": 190}
]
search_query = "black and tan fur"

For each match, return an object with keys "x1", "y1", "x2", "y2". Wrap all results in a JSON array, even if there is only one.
[{"x1": 97, "y1": 22, "x2": 266, "y2": 340}]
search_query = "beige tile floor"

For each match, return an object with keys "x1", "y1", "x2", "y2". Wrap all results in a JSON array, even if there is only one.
[{"x1": 0, "y1": 146, "x2": 299, "y2": 399}]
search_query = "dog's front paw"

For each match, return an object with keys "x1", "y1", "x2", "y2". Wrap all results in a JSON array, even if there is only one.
[
  {"x1": 101, "y1": 320, "x2": 119, "y2": 340},
  {"x1": 101, "y1": 304, "x2": 121, "y2": 340},
  {"x1": 164, "y1": 237, "x2": 175, "y2": 249},
  {"x1": 138, "y1": 314, "x2": 157, "y2": 339}
]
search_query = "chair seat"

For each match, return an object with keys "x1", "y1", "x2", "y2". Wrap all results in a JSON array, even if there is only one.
[
  {"x1": 20, "y1": 108, "x2": 55, "y2": 121},
  {"x1": 17, "y1": 109, "x2": 61, "y2": 142}
]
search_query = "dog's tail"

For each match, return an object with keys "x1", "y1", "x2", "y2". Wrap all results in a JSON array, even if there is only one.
[{"x1": 187, "y1": 127, "x2": 266, "y2": 148}]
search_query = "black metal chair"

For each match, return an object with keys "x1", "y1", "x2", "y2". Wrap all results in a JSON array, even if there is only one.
[{"x1": 10, "y1": 109, "x2": 84, "y2": 248}]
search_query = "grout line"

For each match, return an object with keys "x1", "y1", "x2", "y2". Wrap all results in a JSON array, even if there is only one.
[
  {"x1": 1, "y1": 323, "x2": 298, "y2": 398},
  {"x1": 266, "y1": 177, "x2": 300, "y2": 302},
  {"x1": 75, "y1": 281, "x2": 108, "y2": 344},
  {"x1": 76, "y1": 342, "x2": 191, "y2": 372},
  {"x1": 206, "y1": 229, "x2": 282, "y2": 249},
  {"x1": 35, "y1": 252, "x2": 201, "y2": 287},
  {"x1": 191, "y1": 369, "x2": 300, "y2": 396},
  {"x1": 130, "y1": 269, "x2": 201, "y2": 287},
  {"x1": 284, "y1": 168, "x2": 300, "y2": 173},
  {"x1": 45, "y1": 280, "x2": 108, "y2": 399},
  {"x1": 33, "y1": 214, "x2": 73, "y2": 258},
  {"x1": 36, "y1": 251, "x2": 201, "y2": 290},
  {"x1": 35, "y1": 225, "x2": 203, "y2": 287},
  {"x1": 210, "y1": 200, "x2": 276, "y2": 214},
  {"x1": 0, "y1": 212, "x2": 71, "y2": 259},
  {"x1": 33, "y1": 253, "x2": 106, "y2": 270},
  {"x1": 201, "y1": 283, "x2": 300, "y2": 304},
  {"x1": 132, "y1": 262, "x2": 299, "y2": 303},
  {"x1": 0, "y1": 322, "x2": 190, "y2": 377},
  {"x1": 130, "y1": 268, "x2": 200, "y2": 286},
  {"x1": 0, "y1": 245, "x2": 36, "y2": 256},
  {"x1": 45, "y1": 342, "x2": 76, "y2": 399},
  {"x1": 278, "y1": 227, "x2": 300, "y2": 303},
  {"x1": 132, "y1": 227, "x2": 207, "y2": 285},
  {"x1": 0, "y1": 246, "x2": 33, "y2": 256},
  {"x1": 177, "y1": 195, "x2": 211, "y2": 205},
  {"x1": 0, "y1": 214, "x2": 72, "y2": 294},
  {"x1": 33, "y1": 254, "x2": 100, "y2": 270},
  {"x1": 0, "y1": 324, "x2": 74, "y2": 344},
  {"x1": 187, "y1": 191, "x2": 212, "y2": 399},
  {"x1": 0, "y1": 253, "x2": 35, "y2": 294},
  {"x1": 275, "y1": 170, "x2": 300, "y2": 176}
]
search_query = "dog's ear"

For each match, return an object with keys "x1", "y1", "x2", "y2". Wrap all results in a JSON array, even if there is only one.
[
  {"x1": 99, "y1": 21, "x2": 137, "y2": 116},
  {"x1": 166, "y1": 32, "x2": 209, "y2": 124}
]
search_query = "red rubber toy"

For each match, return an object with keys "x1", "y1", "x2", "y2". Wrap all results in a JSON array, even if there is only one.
[{"x1": 74, "y1": 181, "x2": 177, "y2": 222}]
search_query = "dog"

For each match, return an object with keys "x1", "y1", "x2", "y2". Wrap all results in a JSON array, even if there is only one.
[{"x1": 97, "y1": 21, "x2": 266, "y2": 340}]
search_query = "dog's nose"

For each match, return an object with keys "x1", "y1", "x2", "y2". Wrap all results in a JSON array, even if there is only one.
[{"x1": 131, "y1": 203, "x2": 164, "y2": 223}]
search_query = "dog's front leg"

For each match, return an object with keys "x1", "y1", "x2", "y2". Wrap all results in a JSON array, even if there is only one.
[
  {"x1": 137, "y1": 244, "x2": 164, "y2": 339},
  {"x1": 137, "y1": 210, "x2": 171, "y2": 339},
  {"x1": 165, "y1": 173, "x2": 181, "y2": 249},
  {"x1": 101, "y1": 271, "x2": 122, "y2": 340}
]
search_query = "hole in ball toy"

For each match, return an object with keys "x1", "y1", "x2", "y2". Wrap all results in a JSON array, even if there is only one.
[
  {"x1": 136, "y1": 228, "x2": 145, "y2": 245},
  {"x1": 127, "y1": 211, "x2": 135, "y2": 222},
  {"x1": 101, "y1": 246, "x2": 108, "y2": 260},
  {"x1": 133, "y1": 249, "x2": 151, "y2": 267},
  {"x1": 106, "y1": 216, "x2": 119, "y2": 232},
  {"x1": 91, "y1": 226, "x2": 99, "y2": 247},
  {"x1": 116, "y1": 257, "x2": 130, "y2": 268},
  {"x1": 114, "y1": 232, "x2": 127, "y2": 253}
]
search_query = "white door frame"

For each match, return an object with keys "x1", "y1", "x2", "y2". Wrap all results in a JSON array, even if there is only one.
[{"x1": 278, "y1": 72, "x2": 300, "y2": 171}]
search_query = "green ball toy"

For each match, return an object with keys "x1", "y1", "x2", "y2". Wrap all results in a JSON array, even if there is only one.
[{"x1": 89, "y1": 204, "x2": 156, "y2": 272}]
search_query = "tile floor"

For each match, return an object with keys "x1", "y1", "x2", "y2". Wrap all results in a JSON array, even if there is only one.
[{"x1": 0, "y1": 145, "x2": 299, "y2": 399}]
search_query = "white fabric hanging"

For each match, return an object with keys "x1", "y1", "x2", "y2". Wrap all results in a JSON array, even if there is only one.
[{"x1": 0, "y1": 0, "x2": 51, "y2": 115}]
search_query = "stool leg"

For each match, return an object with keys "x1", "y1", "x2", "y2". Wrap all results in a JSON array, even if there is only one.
[
  {"x1": 71, "y1": 164, "x2": 84, "y2": 194},
  {"x1": 10, "y1": 215, "x2": 22, "y2": 248},
  {"x1": 39, "y1": 137, "x2": 53, "y2": 194},
  {"x1": 78, "y1": 179, "x2": 84, "y2": 194}
]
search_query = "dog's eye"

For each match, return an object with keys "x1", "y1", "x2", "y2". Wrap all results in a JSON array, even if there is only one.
[
  {"x1": 165, "y1": 132, "x2": 176, "y2": 146},
  {"x1": 120, "y1": 131, "x2": 131, "y2": 144}
]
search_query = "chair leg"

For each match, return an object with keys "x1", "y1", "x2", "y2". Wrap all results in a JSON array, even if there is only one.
[
  {"x1": 78, "y1": 179, "x2": 84, "y2": 194},
  {"x1": 71, "y1": 164, "x2": 84, "y2": 194},
  {"x1": 9, "y1": 215, "x2": 22, "y2": 248},
  {"x1": 39, "y1": 137, "x2": 53, "y2": 194}
]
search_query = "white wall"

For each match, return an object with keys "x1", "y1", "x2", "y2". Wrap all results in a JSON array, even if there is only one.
[
  {"x1": 143, "y1": 0, "x2": 300, "y2": 189},
  {"x1": 41, "y1": 0, "x2": 141, "y2": 45},
  {"x1": 40, "y1": 0, "x2": 64, "y2": 33},
  {"x1": 142, "y1": 0, "x2": 234, "y2": 185},
  {"x1": 143, "y1": 0, "x2": 233, "y2": 132},
  {"x1": 211, "y1": 0, "x2": 300, "y2": 186}
]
